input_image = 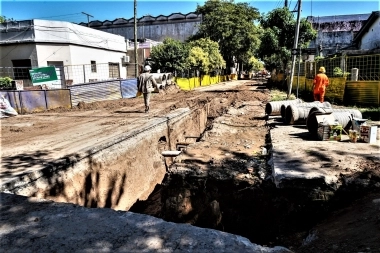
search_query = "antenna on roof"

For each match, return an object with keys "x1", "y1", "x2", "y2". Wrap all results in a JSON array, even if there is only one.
[{"x1": 82, "y1": 12, "x2": 94, "y2": 27}]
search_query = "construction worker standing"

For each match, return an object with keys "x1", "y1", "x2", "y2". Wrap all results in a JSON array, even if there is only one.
[
  {"x1": 137, "y1": 65, "x2": 158, "y2": 113},
  {"x1": 313, "y1": 66, "x2": 329, "y2": 103}
]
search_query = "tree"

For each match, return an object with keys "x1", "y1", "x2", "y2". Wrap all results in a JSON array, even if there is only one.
[
  {"x1": 0, "y1": 16, "x2": 14, "y2": 23},
  {"x1": 258, "y1": 7, "x2": 316, "y2": 72},
  {"x1": 149, "y1": 38, "x2": 190, "y2": 73},
  {"x1": 188, "y1": 47, "x2": 210, "y2": 74},
  {"x1": 189, "y1": 0, "x2": 261, "y2": 72},
  {"x1": 247, "y1": 56, "x2": 264, "y2": 72},
  {"x1": 188, "y1": 38, "x2": 226, "y2": 73}
]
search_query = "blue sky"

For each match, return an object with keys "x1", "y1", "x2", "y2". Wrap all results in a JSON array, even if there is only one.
[{"x1": 1, "y1": 0, "x2": 379, "y2": 23}]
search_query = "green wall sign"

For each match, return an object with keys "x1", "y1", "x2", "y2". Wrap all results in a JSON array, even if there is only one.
[{"x1": 29, "y1": 66, "x2": 58, "y2": 84}]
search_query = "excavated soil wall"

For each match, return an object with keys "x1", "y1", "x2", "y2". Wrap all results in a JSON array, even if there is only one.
[{"x1": 3, "y1": 105, "x2": 209, "y2": 211}]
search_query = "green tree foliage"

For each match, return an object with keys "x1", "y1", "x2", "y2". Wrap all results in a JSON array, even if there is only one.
[
  {"x1": 0, "y1": 16, "x2": 14, "y2": 23},
  {"x1": 188, "y1": 38, "x2": 226, "y2": 73},
  {"x1": 188, "y1": 47, "x2": 210, "y2": 74},
  {"x1": 247, "y1": 56, "x2": 264, "y2": 72},
  {"x1": 258, "y1": 7, "x2": 316, "y2": 71},
  {"x1": 149, "y1": 38, "x2": 190, "y2": 73},
  {"x1": 189, "y1": 0, "x2": 260, "y2": 69}
]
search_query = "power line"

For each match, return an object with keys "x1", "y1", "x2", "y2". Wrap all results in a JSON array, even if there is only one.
[{"x1": 31, "y1": 13, "x2": 82, "y2": 21}]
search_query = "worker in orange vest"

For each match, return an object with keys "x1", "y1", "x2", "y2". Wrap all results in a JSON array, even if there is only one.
[{"x1": 313, "y1": 66, "x2": 329, "y2": 102}]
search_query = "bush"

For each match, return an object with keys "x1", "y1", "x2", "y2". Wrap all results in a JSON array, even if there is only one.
[
  {"x1": 333, "y1": 67, "x2": 350, "y2": 77},
  {"x1": 0, "y1": 77, "x2": 13, "y2": 88}
]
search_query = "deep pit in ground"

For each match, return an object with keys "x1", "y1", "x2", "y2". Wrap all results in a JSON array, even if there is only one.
[
  {"x1": 2, "y1": 81, "x2": 379, "y2": 251},
  {"x1": 129, "y1": 108, "x2": 380, "y2": 250}
]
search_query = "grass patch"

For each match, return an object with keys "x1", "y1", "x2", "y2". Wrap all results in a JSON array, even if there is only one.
[
  {"x1": 270, "y1": 89, "x2": 297, "y2": 101},
  {"x1": 358, "y1": 107, "x2": 380, "y2": 121}
]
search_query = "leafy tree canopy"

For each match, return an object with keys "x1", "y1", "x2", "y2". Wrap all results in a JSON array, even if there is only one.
[
  {"x1": 247, "y1": 56, "x2": 264, "y2": 72},
  {"x1": 149, "y1": 38, "x2": 190, "y2": 73},
  {"x1": 188, "y1": 46, "x2": 210, "y2": 74},
  {"x1": 258, "y1": 7, "x2": 316, "y2": 71},
  {"x1": 0, "y1": 16, "x2": 14, "y2": 23},
  {"x1": 188, "y1": 38, "x2": 226, "y2": 72},
  {"x1": 189, "y1": 0, "x2": 261, "y2": 67}
]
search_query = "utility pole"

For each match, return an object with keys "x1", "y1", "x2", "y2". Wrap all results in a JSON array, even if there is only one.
[
  {"x1": 134, "y1": 0, "x2": 138, "y2": 78},
  {"x1": 81, "y1": 12, "x2": 93, "y2": 27},
  {"x1": 285, "y1": 0, "x2": 288, "y2": 8},
  {"x1": 287, "y1": 0, "x2": 302, "y2": 99}
]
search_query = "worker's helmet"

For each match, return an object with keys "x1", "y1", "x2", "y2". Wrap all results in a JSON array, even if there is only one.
[
  {"x1": 144, "y1": 65, "x2": 152, "y2": 72},
  {"x1": 319, "y1": 66, "x2": 326, "y2": 73}
]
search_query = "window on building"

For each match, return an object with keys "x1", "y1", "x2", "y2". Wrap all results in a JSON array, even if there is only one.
[
  {"x1": 109, "y1": 63, "x2": 120, "y2": 78},
  {"x1": 11, "y1": 59, "x2": 32, "y2": 80},
  {"x1": 91, "y1": 61, "x2": 97, "y2": 73}
]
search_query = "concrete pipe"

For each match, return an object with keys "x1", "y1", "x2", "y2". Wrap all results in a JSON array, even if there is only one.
[
  {"x1": 306, "y1": 110, "x2": 363, "y2": 137},
  {"x1": 284, "y1": 102, "x2": 332, "y2": 125},
  {"x1": 281, "y1": 101, "x2": 330, "y2": 119},
  {"x1": 308, "y1": 107, "x2": 363, "y2": 120},
  {"x1": 265, "y1": 99, "x2": 302, "y2": 116},
  {"x1": 151, "y1": 73, "x2": 164, "y2": 87}
]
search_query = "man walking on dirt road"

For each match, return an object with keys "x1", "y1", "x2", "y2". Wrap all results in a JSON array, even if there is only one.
[
  {"x1": 137, "y1": 65, "x2": 158, "y2": 113},
  {"x1": 313, "y1": 66, "x2": 329, "y2": 103}
]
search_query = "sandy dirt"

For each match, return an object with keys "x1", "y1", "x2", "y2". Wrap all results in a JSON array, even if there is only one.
[{"x1": 1, "y1": 80, "x2": 380, "y2": 252}]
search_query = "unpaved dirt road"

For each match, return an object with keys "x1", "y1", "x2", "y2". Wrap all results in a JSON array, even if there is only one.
[{"x1": 1, "y1": 79, "x2": 380, "y2": 252}]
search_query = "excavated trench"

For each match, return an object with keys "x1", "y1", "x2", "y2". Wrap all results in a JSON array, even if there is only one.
[
  {"x1": 3, "y1": 86, "x2": 379, "y2": 249},
  {"x1": 129, "y1": 119, "x2": 324, "y2": 247},
  {"x1": 129, "y1": 105, "x2": 379, "y2": 249}
]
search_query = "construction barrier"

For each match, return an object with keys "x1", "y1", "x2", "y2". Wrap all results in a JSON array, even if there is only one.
[{"x1": 0, "y1": 78, "x2": 138, "y2": 114}]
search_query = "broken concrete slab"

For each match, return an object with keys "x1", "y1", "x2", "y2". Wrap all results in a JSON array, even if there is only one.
[
  {"x1": 269, "y1": 116, "x2": 380, "y2": 190},
  {"x1": 0, "y1": 193, "x2": 292, "y2": 253}
]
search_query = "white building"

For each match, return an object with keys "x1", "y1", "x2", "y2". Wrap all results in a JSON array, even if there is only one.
[
  {"x1": 0, "y1": 19, "x2": 127, "y2": 86},
  {"x1": 352, "y1": 11, "x2": 380, "y2": 50}
]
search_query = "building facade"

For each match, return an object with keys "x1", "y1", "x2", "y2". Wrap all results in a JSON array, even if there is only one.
[
  {"x1": 0, "y1": 19, "x2": 127, "y2": 87},
  {"x1": 81, "y1": 12, "x2": 201, "y2": 43},
  {"x1": 352, "y1": 11, "x2": 380, "y2": 50},
  {"x1": 306, "y1": 13, "x2": 371, "y2": 56}
]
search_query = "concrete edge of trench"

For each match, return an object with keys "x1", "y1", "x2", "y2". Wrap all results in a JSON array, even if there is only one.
[
  {"x1": 0, "y1": 106, "x2": 293, "y2": 252},
  {"x1": 0, "y1": 192, "x2": 292, "y2": 252},
  {"x1": 0, "y1": 108, "x2": 191, "y2": 192}
]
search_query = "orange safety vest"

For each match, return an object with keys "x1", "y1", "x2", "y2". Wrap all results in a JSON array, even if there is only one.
[{"x1": 313, "y1": 73, "x2": 329, "y2": 93}]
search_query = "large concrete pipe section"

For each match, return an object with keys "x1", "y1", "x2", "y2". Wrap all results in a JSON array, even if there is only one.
[
  {"x1": 306, "y1": 109, "x2": 363, "y2": 137},
  {"x1": 265, "y1": 99, "x2": 302, "y2": 116},
  {"x1": 284, "y1": 102, "x2": 332, "y2": 125},
  {"x1": 151, "y1": 73, "x2": 173, "y2": 89}
]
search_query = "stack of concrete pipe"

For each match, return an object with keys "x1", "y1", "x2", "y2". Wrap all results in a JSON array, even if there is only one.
[
  {"x1": 265, "y1": 99, "x2": 302, "y2": 116},
  {"x1": 151, "y1": 73, "x2": 172, "y2": 89},
  {"x1": 284, "y1": 101, "x2": 332, "y2": 125},
  {"x1": 306, "y1": 108, "x2": 363, "y2": 137}
]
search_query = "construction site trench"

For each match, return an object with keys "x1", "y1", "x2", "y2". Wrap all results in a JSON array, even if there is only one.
[{"x1": 1, "y1": 79, "x2": 380, "y2": 252}]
